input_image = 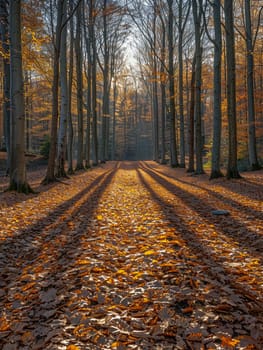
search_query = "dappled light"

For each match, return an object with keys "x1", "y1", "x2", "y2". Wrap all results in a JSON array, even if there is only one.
[{"x1": 0, "y1": 161, "x2": 263, "y2": 349}]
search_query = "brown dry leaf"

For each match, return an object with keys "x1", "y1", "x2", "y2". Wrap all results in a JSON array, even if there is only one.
[
  {"x1": 186, "y1": 332, "x2": 203, "y2": 341},
  {"x1": 1, "y1": 161, "x2": 263, "y2": 349}
]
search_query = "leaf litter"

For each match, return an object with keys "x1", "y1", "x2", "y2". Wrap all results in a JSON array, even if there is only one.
[{"x1": 0, "y1": 161, "x2": 263, "y2": 349}]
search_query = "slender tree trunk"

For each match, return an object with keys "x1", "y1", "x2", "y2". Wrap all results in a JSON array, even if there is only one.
[
  {"x1": 192, "y1": 0, "x2": 204, "y2": 174},
  {"x1": 56, "y1": 0, "x2": 68, "y2": 177},
  {"x1": 178, "y1": 0, "x2": 186, "y2": 167},
  {"x1": 187, "y1": 53, "x2": 196, "y2": 173},
  {"x1": 152, "y1": 0, "x2": 159, "y2": 162},
  {"x1": 167, "y1": 0, "x2": 179, "y2": 167},
  {"x1": 43, "y1": 0, "x2": 63, "y2": 184},
  {"x1": 112, "y1": 78, "x2": 117, "y2": 160},
  {"x1": 89, "y1": 0, "x2": 98, "y2": 165},
  {"x1": 101, "y1": 0, "x2": 110, "y2": 163},
  {"x1": 224, "y1": 0, "x2": 241, "y2": 178},
  {"x1": 9, "y1": 0, "x2": 32, "y2": 193},
  {"x1": 75, "y1": 4, "x2": 85, "y2": 170},
  {"x1": 24, "y1": 71, "x2": 32, "y2": 153},
  {"x1": 210, "y1": 0, "x2": 224, "y2": 179},
  {"x1": 0, "y1": 0, "x2": 10, "y2": 174},
  {"x1": 245, "y1": 0, "x2": 260, "y2": 170},
  {"x1": 67, "y1": 0, "x2": 74, "y2": 175},
  {"x1": 159, "y1": 14, "x2": 166, "y2": 164},
  {"x1": 83, "y1": 17, "x2": 91, "y2": 169}
]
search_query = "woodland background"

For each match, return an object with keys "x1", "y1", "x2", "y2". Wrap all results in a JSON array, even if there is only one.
[{"x1": 0, "y1": 0, "x2": 263, "y2": 191}]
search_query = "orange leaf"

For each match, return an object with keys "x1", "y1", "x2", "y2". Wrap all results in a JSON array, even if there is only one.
[
  {"x1": 186, "y1": 332, "x2": 202, "y2": 341},
  {"x1": 221, "y1": 336, "x2": 240, "y2": 347},
  {"x1": 67, "y1": 346, "x2": 81, "y2": 350}
]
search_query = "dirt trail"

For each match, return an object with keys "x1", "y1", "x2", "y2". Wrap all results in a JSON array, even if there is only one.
[{"x1": 0, "y1": 161, "x2": 262, "y2": 349}]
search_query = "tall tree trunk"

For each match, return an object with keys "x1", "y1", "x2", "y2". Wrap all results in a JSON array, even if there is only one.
[
  {"x1": 112, "y1": 77, "x2": 117, "y2": 160},
  {"x1": 43, "y1": 0, "x2": 63, "y2": 184},
  {"x1": 101, "y1": 0, "x2": 110, "y2": 163},
  {"x1": 9, "y1": 0, "x2": 32, "y2": 193},
  {"x1": 89, "y1": 0, "x2": 98, "y2": 165},
  {"x1": 224, "y1": 0, "x2": 241, "y2": 178},
  {"x1": 24, "y1": 70, "x2": 32, "y2": 153},
  {"x1": 167, "y1": 0, "x2": 179, "y2": 167},
  {"x1": 0, "y1": 0, "x2": 10, "y2": 175},
  {"x1": 178, "y1": 0, "x2": 188, "y2": 168},
  {"x1": 83, "y1": 13, "x2": 91, "y2": 169},
  {"x1": 245, "y1": 0, "x2": 260, "y2": 170},
  {"x1": 67, "y1": 0, "x2": 74, "y2": 175},
  {"x1": 56, "y1": 0, "x2": 68, "y2": 177},
  {"x1": 159, "y1": 13, "x2": 166, "y2": 164},
  {"x1": 210, "y1": 0, "x2": 224, "y2": 179},
  {"x1": 75, "y1": 3, "x2": 85, "y2": 170},
  {"x1": 192, "y1": 0, "x2": 204, "y2": 174},
  {"x1": 187, "y1": 53, "x2": 196, "y2": 173},
  {"x1": 152, "y1": 0, "x2": 159, "y2": 162}
]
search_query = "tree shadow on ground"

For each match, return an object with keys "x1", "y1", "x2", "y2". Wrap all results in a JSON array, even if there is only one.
[
  {"x1": 0, "y1": 166, "x2": 117, "y2": 349},
  {"x1": 137, "y1": 167, "x2": 263, "y2": 304},
  {"x1": 139, "y1": 163, "x2": 263, "y2": 258}
]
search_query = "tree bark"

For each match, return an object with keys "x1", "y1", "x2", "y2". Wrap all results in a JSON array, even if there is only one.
[
  {"x1": 43, "y1": 0, "x2": 63, "y2": 184},
  {"x1": 152, "y1": 0, "x2": 159, "y2": 162},
  {"x1": 89, "y1": 0, "x2": 98, "y2": 166},
  {"x1": 159, "y1": 12, "x2": 166, "y2": 164},
  {"x1": 178, "y1": 0, "x2": 188, "y2": 168},
  {"x1": 224, "y1": 0, "x2": 241, "y2": 179},
  {"x1": 192, "y1": 0, "x2": 204, "y2": 174},
  {"x1": 187, "y1": 53, "x2": 196, "y2": 173},
  {"x1": 210, "y1": 0, "x2": 224, "y2": 179},
  {"x1": 0, "y1": 0, "x2": 10, "y2": 174},
  {"x1": 75, "y1": 3, "x2": 85, "y2": 170},
  {"x1": 67, "y1": 0, "x2": 74, "y2": 175},
  {"x1": 56, "y1": 0, "x2": 68, "y2": 178},
  {"x1": 245, "y1": 0, "x2": 260, "y2": 170},
  {"x1": 167, "y1": 0, "x2": 179, "y2": 167},
  {"x1": 9, "y1": 0, "x2": 32, "y2": 193}
]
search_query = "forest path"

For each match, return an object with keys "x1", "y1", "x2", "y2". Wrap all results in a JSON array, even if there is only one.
[{"x1": 0, "y1": 161, "x2": 263, "y2": 349}]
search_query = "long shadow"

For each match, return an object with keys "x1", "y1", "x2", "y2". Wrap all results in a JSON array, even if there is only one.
[
  {"x1": 217, "y1": 176, "x2": 263, "y2": 201},
  {"x1": 137, "y1": 169, "x2": 263, "y2": 306},
  {"x1": 144, "y1": 161, "x2": 263, "y2": 202},
  {"x1": 0, "y1": 165, "x2": 107, "y2": 207},
  {"x1": 0, "y1": 166, "x2": 116, "y2": 253},
  {"x1": 138, "y1": 164, "x2": 263, "y2": 261},
  {"x1": 141, "y1": 162, "x2": 263, "y2": 220},
  {"x1": 0, "y1": 179, "x2": 64, "y2": 206},
  {"x1": 0, "y1": 165, "x2": 117, "y2": 348}
]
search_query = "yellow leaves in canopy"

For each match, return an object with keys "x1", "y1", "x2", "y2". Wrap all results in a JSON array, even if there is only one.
[{"x1": 97, "y1": 215, "x2": 103, "y2": 220}]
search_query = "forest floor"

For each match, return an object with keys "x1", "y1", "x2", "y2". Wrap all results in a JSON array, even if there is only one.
[{"x1": 0, "y1": 160, "x2": 263, "y2": 350}]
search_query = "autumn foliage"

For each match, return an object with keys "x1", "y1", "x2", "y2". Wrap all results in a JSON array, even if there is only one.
[{"x1": 0, "y1": 161, "x2": 263, "y2": 349}]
